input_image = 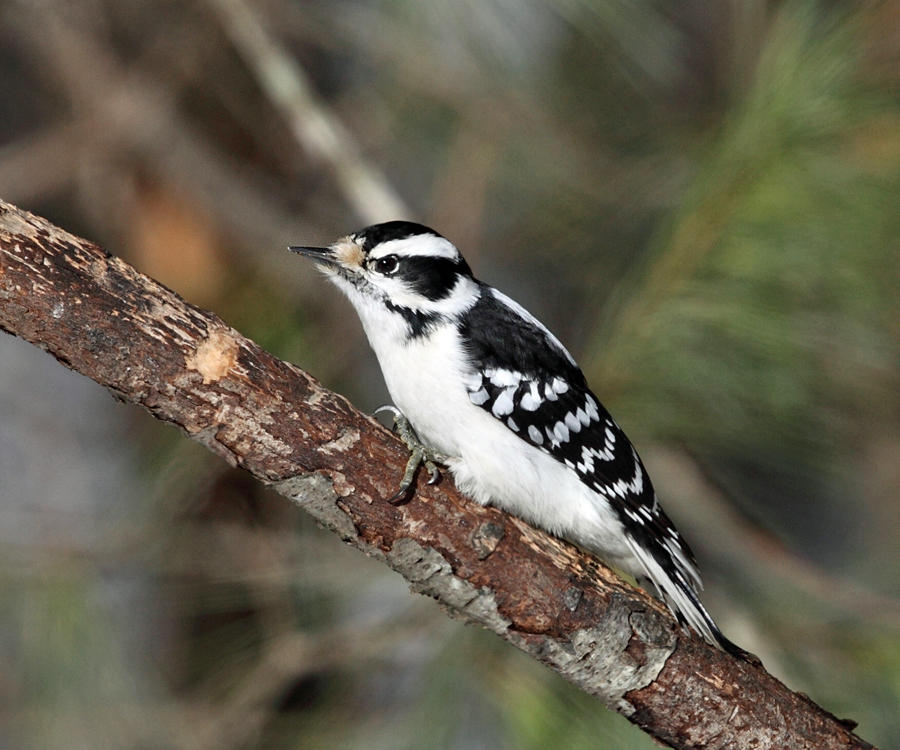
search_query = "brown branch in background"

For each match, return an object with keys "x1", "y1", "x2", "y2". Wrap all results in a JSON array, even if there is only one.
[{"x1": 0, "y1": 200, "x2": 876, "y2": 750}]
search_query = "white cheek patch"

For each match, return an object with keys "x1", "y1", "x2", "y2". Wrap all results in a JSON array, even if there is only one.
[
  {"x1": 381, "y1": 275, "x2": 479, "y2": 317},
  {"x1": 377, "y1": 276, "x2": 417, "y2": 303}
]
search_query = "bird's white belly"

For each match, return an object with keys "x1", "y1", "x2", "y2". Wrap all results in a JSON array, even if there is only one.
[
  {"x1": 448, "y1": 415, "x2": 632, "y2": 561},
  {"x1": 366, "y1": 324, "x2": 631, "y2": 562}
]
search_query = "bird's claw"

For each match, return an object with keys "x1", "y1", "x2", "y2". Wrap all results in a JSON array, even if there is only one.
[
  {"x1": 372, "y1": 404, "x2": 403, "y2": 423},
  {"x1": 425, "y1": 460, "x2": 441, "y2": 485},
  {"x1": 374, "y1": 405, "x2": 447, "y2": 504}
]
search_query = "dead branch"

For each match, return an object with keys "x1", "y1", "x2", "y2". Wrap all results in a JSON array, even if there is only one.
[{"x1": 0, "y1": 200, "x2": 875, "y2": 750}]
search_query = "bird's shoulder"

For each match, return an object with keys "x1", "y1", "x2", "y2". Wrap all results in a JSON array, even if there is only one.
[{"x1": 455, "y1": 284, "x2": 581, "y2": 381}]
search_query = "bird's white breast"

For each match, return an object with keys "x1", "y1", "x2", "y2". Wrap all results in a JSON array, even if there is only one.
[
  {"x1": 354, "y1": 307, "x2": 631, "y2": 563},
  {"x1": 366, "y1": 322, "x2": 473, "y2": 458}
]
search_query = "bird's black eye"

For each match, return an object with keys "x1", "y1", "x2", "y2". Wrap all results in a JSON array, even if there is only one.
[{"x1": 372, "y1": 254, "x2": 400, "y2": 276}]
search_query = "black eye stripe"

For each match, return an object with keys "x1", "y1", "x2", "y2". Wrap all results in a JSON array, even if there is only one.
[{"x1": 396, "y1": 256, "x2": 461, "y2": 300}]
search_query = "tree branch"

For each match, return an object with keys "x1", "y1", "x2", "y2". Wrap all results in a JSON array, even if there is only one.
[{"x1": 0, "y1": 199, "x2": 874, "y2": 750}]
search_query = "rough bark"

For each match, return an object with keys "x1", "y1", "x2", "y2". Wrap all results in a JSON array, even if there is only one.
[{"x1": 0, "y1": 199, "x2": 875, "y2": 750}]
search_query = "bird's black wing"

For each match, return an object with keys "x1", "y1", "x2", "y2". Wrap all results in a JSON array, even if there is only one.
[{"x1": 458, "y1": 286, "x2": 701, "y2": 587}]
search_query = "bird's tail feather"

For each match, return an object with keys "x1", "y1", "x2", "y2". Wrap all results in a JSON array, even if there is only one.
[{"x1": 624, "y1": 536, "x2": 754, "y2": 661}]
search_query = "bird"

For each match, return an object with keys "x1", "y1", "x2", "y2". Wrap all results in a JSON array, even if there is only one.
[{"x1": 290, "y1": 220, "x2": 743, "y2": 655}]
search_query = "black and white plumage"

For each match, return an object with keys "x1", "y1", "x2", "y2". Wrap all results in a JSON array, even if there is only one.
[{"x1": 291, "y1": 221, "x2": 740, "y2": 653}]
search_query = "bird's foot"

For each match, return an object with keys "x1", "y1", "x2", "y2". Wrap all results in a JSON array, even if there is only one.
[{"x1": 373, "y1": 405, "x2": 448, "y2": 504}]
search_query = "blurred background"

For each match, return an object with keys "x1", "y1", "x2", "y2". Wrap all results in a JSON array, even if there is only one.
[{"x1": 1, "y1": 0, "x2": 898, "y2": 748}]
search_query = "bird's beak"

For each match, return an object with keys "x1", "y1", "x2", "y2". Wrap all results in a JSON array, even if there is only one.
[{"x1": 288, "y1": 245, "x2": 337, "y2": 265}]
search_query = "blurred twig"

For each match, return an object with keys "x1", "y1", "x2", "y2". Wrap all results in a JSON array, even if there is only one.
[
  {"x1": 191, "y1": 613, "x2": 435, "y2": 750},
  {"x1": 208, "y1": 0, "x2": 409, "y2": 224},
  {"x1": 646, "y1": 447, "x2": 900, "y2": 628},
  {"x1": 4, "y1": 1, "x2": 329, "y2": 273}
]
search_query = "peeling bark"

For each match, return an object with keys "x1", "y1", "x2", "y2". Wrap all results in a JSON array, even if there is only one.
[{"x1": 0, "y1": 199, "x2": 876, "y2": 750}]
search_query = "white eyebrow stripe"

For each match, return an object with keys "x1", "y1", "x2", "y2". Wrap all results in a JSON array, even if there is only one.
[{"x1": 368, "y1": 235, "x2": 460, "y2": 261}]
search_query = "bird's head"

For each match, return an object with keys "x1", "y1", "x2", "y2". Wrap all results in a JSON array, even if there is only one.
[{"x1": 290, "y1": 221, "x2": 478, "y2": 335}]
